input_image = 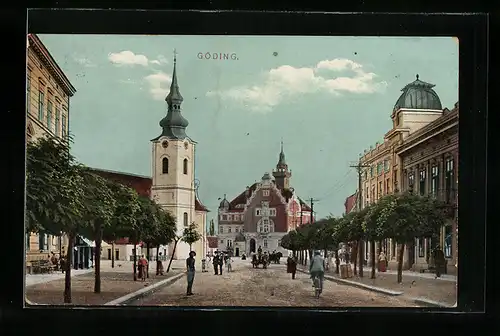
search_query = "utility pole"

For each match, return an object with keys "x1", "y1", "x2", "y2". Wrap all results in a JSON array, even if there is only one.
[
  {"x1": 350, "y1": 161, "x2": 370, "y2": 277},
  {"x1": 309, "y1": 198, "x2": 319, "y2": 224}
]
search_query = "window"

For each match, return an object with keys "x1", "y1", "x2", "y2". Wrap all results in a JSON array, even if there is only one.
[
  {"x1": 384, "y1": 159, "x2": 390, "y2": 172},
  {"x1": 263, "y1": 239, "x2": 268, "y2": 248},
  {"x1": 370, "y1": 165, "x2": 374, "y2": 177},
  {"x1": 263, "y1": 225, "x2": 269, "y2": 233},
  {"x1": 263, "y1": 190, "x2": 269, "y2": 196},
  {"x1": 385, "y1": 179, "x2": 390, "y2": 194},
  {"x1": 378, "y1": 181, "x2": 382, "y2": 197},
  {"x1": 263, "y1": 219, "x2": 269, "y2": 225},
  {"x1": 38, "y1": 91, "x2": 44, "y2": 121},
  {"x1": 219, "y1": 226, "x2": 223, "y2": 234},
  {"x1": 222, "y1": 215, "x2": 227, "y2": 220},
  {"x1": 235, "y1": 228, "x2": 238, "y2": 233},
  {"x1": 220, "y1": 239, "x2": 224, "y2": 244},
  {"x1": 408, "y1": 172, "x2": 415, "y2": 192},
  {"x1": 256, "y1": 209, "x2": 261, "y2": 216},
  {"x1": 269, "y1": 209, "x2": 276, "y2": 216},
  {"x1": 228, "y1": 215, "x2": 232, "y2": 221},
  {"x1": 26, "y1": 73, "x2": 31, "y2": 113},
  {"x1": 234, "y1": 215, "x2": 239, "y2": 221},
  {"x1": 445, "y1": 158, "x2": 455, "y2": 203},
  {"x1": 444, "y1": 225, "x2": 453, "y2": 258},
  {"x1": 431, "y1": 165, "x2": 439, "y2": 197},
  {"x1": 162, "y1": 157, "x2": 169, "y2": 174},
  {"x1": 183, "y1": 212, "x2": 188, "y2": 227},
  {"x1": 377, "y1": 162, "x2": 383, "y2": 175},
  {"x1": 419, "y1": 169, "x2": 426, "y2": 196},
  {"x1": 38, "y1": 232, "x2": 48, "y2": 251},
  {"x1": 47, "y1": 100, "x2": 53, "y2": 131},
  {"x1": 61, "y1": 114, "x2": 67, "y2": 139},
  {"x1": 55, "y1": 107, "x2": 60, "y2": 136},
  {"x1": 227, "y1": 227, "x2": 231, "y2": 233},
  {"x1": 183, "y1": 159, "x2": 188, "y2": 174}
]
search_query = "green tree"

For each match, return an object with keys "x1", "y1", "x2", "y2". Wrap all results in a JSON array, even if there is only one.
[
  {"x1": 102, "y1": 181, "x2": 140, "y2": 268},
  {"x1": 26, "y1": 135, "x2": 88, "y2": 303},
  {"x1": 182, "y1": 222, "x2": 202, "y2": 252},
  {"x1": 349, "y1": 208, "x2": 368, "y2": 277},
  {"x1": 78, "y1": 170, "x2": 117, "y2": 293},
  {"x1": 377, "y1": 192, "x2": 447, "y2": 283},
  {"x1": 209, "y1": 219, "x2": 215, "y2": 236},
  {"x1": 149, "y1": 207, "x2": 176, "y2": 274}
]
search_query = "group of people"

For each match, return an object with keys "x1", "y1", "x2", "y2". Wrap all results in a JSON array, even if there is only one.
[{"x1": 210, "y1": 250, "x2": 232, "y2": 275}]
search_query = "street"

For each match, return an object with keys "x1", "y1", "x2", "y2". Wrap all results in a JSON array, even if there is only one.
[{"x1": 132, "y1": 258, "x2": 419, "y2": 307}]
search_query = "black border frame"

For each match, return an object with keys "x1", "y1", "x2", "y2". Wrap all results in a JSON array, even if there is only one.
[{"x1": 3, "y1": 8, "x2": 490, "y2": 331}]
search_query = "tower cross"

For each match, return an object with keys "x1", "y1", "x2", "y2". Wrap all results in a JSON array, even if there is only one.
[{"x1": 173, "y1": 48, "x2": 177, "y2": 62}]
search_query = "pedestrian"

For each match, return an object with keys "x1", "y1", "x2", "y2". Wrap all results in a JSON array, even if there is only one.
[
  {"x1": 289, "y1": 256, "x2": 297, "y2": 279},
  {"x1": 378, "y1": 251, "x2": 387, "y2": 272},
  {"x1": 186, "y1": 251, "x2": 196, "y2": 296},
  {"x1": 433, "y1": 245, "x2": 445, "y2": 278},
  {"x1": 226, "y1": 254, "x2": 232, "y2": 273},
  {"x1": 156, "y1": 252, "x2": 164, "y2": 275},
  {"x1": 309, "y1": 250, "x2": 325, "y2": 293},
  {"x1": 138, "y1": 255, "x2": 148, "y2": 281},
  {"x1": 213, "y1": 252, "x2": 219, "y2": 275},
  {"x1": 218, "y1": 252, "x2": 224, "y2": 275}
]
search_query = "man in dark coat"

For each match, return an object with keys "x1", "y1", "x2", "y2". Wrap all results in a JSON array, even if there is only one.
[
  {"x1": 218, "y1": 252, "x2": 224, "y2": 275},
  {"x1": 433, "y1": 245, "x2": 446, "y2": 278},
  {"x1": 213, "y1": 252, "x2": 219, "y2": 275},
  {"x1": 289, "y1": 256, "x2": 297, "y2": 279}
]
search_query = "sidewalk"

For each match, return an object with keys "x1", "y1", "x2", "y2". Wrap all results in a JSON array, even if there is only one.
[
  {"x1": 25, "y1": 259, "x2": 181, "y2": 305},
  {"x1": 298, "y1": 264, "x2": 457, "y2": 307}
]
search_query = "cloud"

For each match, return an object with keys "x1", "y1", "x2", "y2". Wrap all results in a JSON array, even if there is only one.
[
  {"x1": 108, "y1": 51, "x2": 149, "y2": 67},
  {"x1": 206, "y1": 58, "x2": 388, "y2": 112},
  {"x1": 144, "y1": 71, "x2": 172, "y2": 100},
  {"x1": 118, "y1": 78, "x2": 136, "y2": 85},
  {"x1": 73, "y1": 56, "x2": 96, "y2": 68},
  {"x1": 108, "y1": 51, "x2": 169, "y2": 67}
]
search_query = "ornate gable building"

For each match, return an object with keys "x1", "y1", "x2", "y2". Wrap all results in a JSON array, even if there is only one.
[{"x1": 217, "y1": 144, "x2": 312, "y2": 256}]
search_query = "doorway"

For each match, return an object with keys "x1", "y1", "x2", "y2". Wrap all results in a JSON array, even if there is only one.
[
  {"x1": 107, "y1": 249, "x2": 112, "y2": 260},
  {"x1": 115, "y1": 249, "x2": 120, "y2": 261},
  {"x1": 235, "y1": 247, "x2": 240, "y2": 257},
  {"x1": 249, "y1": 239, "x2": 256, "y2": 253}
]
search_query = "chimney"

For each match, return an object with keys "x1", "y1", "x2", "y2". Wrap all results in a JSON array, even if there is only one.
[{"x1": 245, "y1": 186, "x2": 250, "y2": 198}]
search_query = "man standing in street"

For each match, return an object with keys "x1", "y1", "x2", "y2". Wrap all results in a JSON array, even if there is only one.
[
  {"x1": 433, "y1": 245, "x2": 445, "y2": 278},
  {"x1": 213, "y1": 251, "x2": 219, "y2": 275},
  {"x1": 218, "y1": 252, "x2": 224, "y2": 275},
  {"x1": 186, "y1": 251, "x2": 196, "y2": 296}
]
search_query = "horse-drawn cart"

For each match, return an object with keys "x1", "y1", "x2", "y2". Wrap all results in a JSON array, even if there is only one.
[{"x1": 251, "y1": 252, "x2": 269, "y2": 269}]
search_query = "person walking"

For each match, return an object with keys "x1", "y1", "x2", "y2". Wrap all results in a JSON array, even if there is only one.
[
  {"x1": 218, "y1": 253, "x2": 224, "y2": 275},
  {"x1": 186, "y1": 251, "x2": 196, "y2": 296},
  {"x1": 226, "y1": 254, "x2": 233, "y2": 273},
  {"x1": 288, "y1": 256, "x2": 297, "y2": 279},
  {"x1": 213, "y1": 252, "x2": 219, "y2": 275},
  {"x1": 433, "y1": 245, "x2": 445, "y2": 278},
  {"x1": 156, "y1": 252, "x2": 164, "y2": 275}
]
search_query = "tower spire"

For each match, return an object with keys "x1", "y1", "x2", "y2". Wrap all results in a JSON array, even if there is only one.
[{"x1": 152, "y1": 49, "x2": 189, "y2": 141}]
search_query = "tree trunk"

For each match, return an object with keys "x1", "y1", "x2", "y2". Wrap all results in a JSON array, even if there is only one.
[
  {"x1": 166, "y1": 239, "x2": 179, "y2": 273},
  {"x1": 334, "y1": 249, "x2": 340, "y2": 274},
  {"x1": 370, "y1": 240, "x2": 376, "y2": 279},
  {"x1": 307, "y1": 249, "x2": 313, "y2": 266},
  {"x1": 146, "y1": 243, "x2": 150, "y2": 279},
  {"x1": 189, "y1": 243, "x2": 192, "y2": 252},
  {"x1": 352, "y1": 242, "x2": 358, "y2": 275},
  {"x1": 156, "y1": 244, "x2": 160, "y2": 275},
  {"x1": 63, "y1": 232, "x2": 75, "y2": 304},
  {"x1": 358, "y1": 239, "x2": 364, "y2": 278},
  {"x1": 133, "y1": 243, "x2": 137, "y2": 281},
  {"x1": 397, "y1": 243, "x2": 405, "y2": 283},
  {"x1": 111, "y1": 241, "x2": 115, "y2": 268},
  {"x1": 94, "y1": 226, "x2": 102, "y2": 293}
]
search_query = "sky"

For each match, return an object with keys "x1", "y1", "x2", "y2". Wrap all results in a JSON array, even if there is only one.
[{"x1": 38, "y1": 35, "x2": 458, "y2": 226}]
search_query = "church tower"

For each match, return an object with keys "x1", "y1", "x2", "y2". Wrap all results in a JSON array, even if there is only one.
[
  {"x1": 150, "y1": 52, "x2": 195, "y2": 260},
  {"x1": 272, "y1": 141, "x2": 292, "y2": 190}
]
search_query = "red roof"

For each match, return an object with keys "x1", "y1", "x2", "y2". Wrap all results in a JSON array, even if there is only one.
[
  {"x1": 195, "y1": 197, "x2": 209, "y2": 212},
  {"x1": 207, "y1": 236, "x2": 218, "y2": 248},
  {"x1": 344, "y1": 193, "x2": 358, "y2": 214}
]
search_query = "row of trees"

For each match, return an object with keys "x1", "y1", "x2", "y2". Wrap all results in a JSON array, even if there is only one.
[
  {"x1": 280, "y1": 192, "x2": 450, "y2": 283},
  {"x1": 26, "y1": 136, "x2": 201, "y2": 303}
]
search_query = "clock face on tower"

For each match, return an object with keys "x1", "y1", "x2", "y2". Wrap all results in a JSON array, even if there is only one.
[{"x1": 162, "y1": 141, "x2": 169, "y2": 148}]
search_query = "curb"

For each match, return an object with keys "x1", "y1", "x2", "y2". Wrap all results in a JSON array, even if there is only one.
[
  {"x1": 104, "y1": 272, "x2": 186, "y2": 306},
  {"x1": 297, "y1": 268, "x2": 403, "y2": 296},
  {"x1": 413, "y1": 297, "x2": 456, "y2": 308}
]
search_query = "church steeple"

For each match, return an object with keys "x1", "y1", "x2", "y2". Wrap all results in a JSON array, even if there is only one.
[
  {"x1": 272, "y1": 139, "x2": 292, "y2": 190},
  {"x1": 153, "y1": 50, "x2": 189, "y2": 140}
]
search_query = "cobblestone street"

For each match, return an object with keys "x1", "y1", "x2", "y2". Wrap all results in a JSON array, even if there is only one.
[{"x1": 133, "y1": 259, "x2": 418, "y2": 307}]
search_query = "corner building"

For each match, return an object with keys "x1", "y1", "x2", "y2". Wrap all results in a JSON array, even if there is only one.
[
  {"x1": 150, "y1": 55, "x2": 208, "y2": 262},
  {"x1": 217, "y1": 144, "x2": 312, "y2": 256},
  {"x1": 25, "y1": 34, "x2": 76, "y2": 262},
  {"x1": 359, "y1": 75, "x2": 446, "y2": 270}
]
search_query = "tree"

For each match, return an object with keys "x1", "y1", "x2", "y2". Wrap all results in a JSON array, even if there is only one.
[
  {"x1": 166, "y1": 235, "x2": 181, "y2": 273},
  {"x1": 149, "y1": 207, "x2": 176, "y2": 274},
  {"x1": 347, "y1": 209, "x2": 367, "y2": 277},
  {"x1": 377, "y1": 192, "x2": 447, "y2": 283},
  {"x1": 102, "y1": 181, "x2": 140, "y2": 268},
  {"x1": 209, "y1": 219, "x2": 215, "y2": 236},
  {"x1": 26, "y1": 135, "x2": 88, "y2": 303},
  {"x1": 78, "y1": 170, "x2": 116, "y2": 293},
  {"x1": 182, "y1": 222, "x2": 202, "y2": 252}
]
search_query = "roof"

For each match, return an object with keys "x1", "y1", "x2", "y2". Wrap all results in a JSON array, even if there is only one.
[
  {"x1": 28, "y1": 34, "x2": 76, "y2": 97},
  {"x1": 195, "y1": 197, "x2": 210, "y2": 212},
  {"x1": 393, "y1": 75, "x2": 442, "y2": 112},
  {"x1": 207, "y1": 236, "x2": 218, "y2": 248},
  {"x1": 344, "y1": 193, "x2": 358, "y2": 214}
]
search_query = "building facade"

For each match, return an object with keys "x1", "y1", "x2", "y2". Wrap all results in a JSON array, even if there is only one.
[
  {"x1": 344, "y1": 193, "x2": 357, "y2": 214},
  {"x1": 358, "y1": 75, "x2": 448, "y2": 270},
  {"x1": 150, "y1": 55, "x2": 208, "y2": 262},
  {"x1": 25, "y1": 33, "x2": 76, "y2": 262},
  {"x1": 396, "y1": 103, "x2": 458, "y2": 274},
  {"x1": 217, "y1": 145, "x2": 312, "y2": 256}
]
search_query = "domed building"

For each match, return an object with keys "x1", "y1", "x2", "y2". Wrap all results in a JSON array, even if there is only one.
[{"x1": 216, "y1": 142, "x2": 313, "y2": 257}]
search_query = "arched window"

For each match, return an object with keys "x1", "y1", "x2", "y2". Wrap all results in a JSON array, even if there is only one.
[
  {"x1": 183, "y1": 159, "x2": 188, "y2": 175},
  {"x1": 183, "y1": 212, "x2": 188, "y2": 227},
  {"x1": 162, "y1": 157, "x2": 169, "y2": 174}
]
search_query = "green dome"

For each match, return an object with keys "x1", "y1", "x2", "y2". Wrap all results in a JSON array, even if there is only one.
[{"x1": 393, "y1": 75, "x2": 442, "y2": 112}]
